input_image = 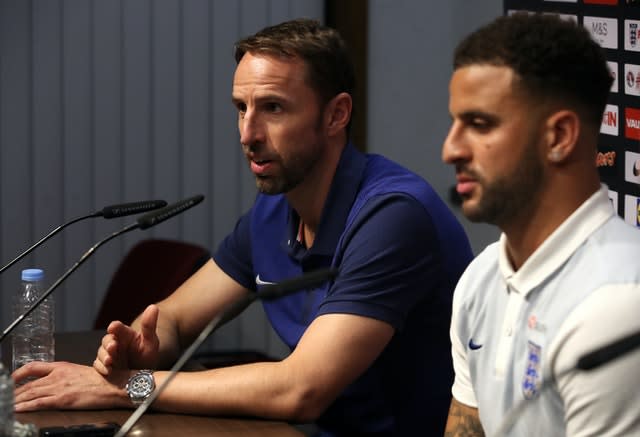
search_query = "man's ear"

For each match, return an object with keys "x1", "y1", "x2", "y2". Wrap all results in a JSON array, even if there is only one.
[
  {"x1": 325, "y1": 92, "x2": 352, "y2": 136},
  {"x1": 545, "y1": 109, "x2": 580, "y2": 164}
]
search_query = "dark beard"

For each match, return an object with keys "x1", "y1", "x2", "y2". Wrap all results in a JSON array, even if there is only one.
[
  {"x1": 254, "y1": 144, "x2": 323, "y2": 195},
  {"x1": 463, "y1": 142, "x2": 544, "y2": 226}
]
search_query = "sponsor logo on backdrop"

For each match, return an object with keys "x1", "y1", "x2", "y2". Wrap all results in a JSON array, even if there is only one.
[
  {"x1": 624, "y1": 195, "x2": 640, "y2": 226},
  {"x1": 625, "y1": 107, "x2": 640, "y2": 139},
  {"x1": 625, "y1": 151, "x2": 640, "y2": 184},
  {"x1": 609, "y1": 61, "x2": 619, "y2": 93},
  {"x1": 624, "y1": 64, "x2": 640, "y2": 95},
  {"x1": 625, "y1": 20, "x2": 640, "y2": 51},
  {"x1": 597, "y1": 146, "x2": 617, "y2": 182},
  {"x1": 584, "y1": 0, "x2": 618, "y2": 4},
  {"x1": 585, "y1": 16, "x2": 618, "y2": 49},
  {"x1": 608, "y1": 189, "x2": 619, "y2": 213},
  {"x1": 597, "y1": 150, "x2": 617, "y2": 167},
  {"x1": 601, "y1": 104, "x2": 619, "y2": 136}
]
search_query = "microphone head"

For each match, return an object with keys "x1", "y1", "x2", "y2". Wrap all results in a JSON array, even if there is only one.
[
  {"x1": 258, "y1": 268, "x2": 338, "y2": 300},
  {"x1": 100, "y1": 200, "x2": 168, "y2": 218},
  {"x1": 137, "y1": 195, "x2": 205, "y2": 230}
]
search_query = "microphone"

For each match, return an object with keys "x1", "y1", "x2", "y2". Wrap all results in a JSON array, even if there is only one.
[
  {"x1": 100, "y1": 200, "x2": 168, "y2": 219},
  {"x1": 115, "y1": 267, "x2": 338, "y2": 437},
  {"x1": 576, "y1": 330, "x2": 640, "y2": 371},
  {"x1": 0, "y1": 199, "x2": 167, "y2": 275},
  {"x1": 0, "y1": 195, "x2": 204, "y2": 344},
  {"x1": 137, "y1": 195, "x2": 204, "y2": 230}
]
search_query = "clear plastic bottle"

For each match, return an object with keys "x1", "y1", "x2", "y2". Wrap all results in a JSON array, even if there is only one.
[{"x1": 12, "y1": 268, "x2": 54, "y2": 372}]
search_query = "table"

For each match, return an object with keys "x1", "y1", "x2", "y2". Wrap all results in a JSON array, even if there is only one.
[
  {"x1": 16, "y1": 410, "x2": 304, "y2": 436},
  {"x1": 4, "y1": 331, "x2": 305, "y2": 436}
]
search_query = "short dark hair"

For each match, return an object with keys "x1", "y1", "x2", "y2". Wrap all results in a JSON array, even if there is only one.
[
  {"x1": 234, "y1": 18, "x2": 355, "y2": 108},
  {"x1": 454, "y1": 12, "x2": 613, "y2": 127}
]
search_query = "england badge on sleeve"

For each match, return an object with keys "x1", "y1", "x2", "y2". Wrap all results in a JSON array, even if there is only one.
[{"x1": 522, "y1": 340, "x2": 542, "y2": 400}]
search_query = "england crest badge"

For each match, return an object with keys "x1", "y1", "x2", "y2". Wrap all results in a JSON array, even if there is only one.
[{"x1": 522, "y1": 340, "x2": 542, "y2": 399}]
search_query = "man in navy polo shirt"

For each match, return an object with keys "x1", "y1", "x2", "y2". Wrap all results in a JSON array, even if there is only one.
[{"x1": 13, "y1": 18, "x2": 472, "y2": 436}]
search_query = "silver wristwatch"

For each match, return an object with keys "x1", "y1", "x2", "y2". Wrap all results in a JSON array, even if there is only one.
[{"x1": 126, "y1": 369, "x2": 155, "y2": 406}]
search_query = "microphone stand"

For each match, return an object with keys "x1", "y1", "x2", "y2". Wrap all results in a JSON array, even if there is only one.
[
  {"x1": 0, "y1": 200, "x2": 167, "y2": 276},
  {"x1": 0, "y1": 195, "x2": 203, "y2": 344},
  {"x1": 115, "y1": 267, "x2": 338, "y2": 437},
  {"x1": 0, "y1": 213, "x2": 97, "y2": 275},
  {"x1": 0, "y1": 223, "x2": 139, "y2": 343},
  {"x1": 115, "y1": 296, "x2": 252, "y2": 437}
]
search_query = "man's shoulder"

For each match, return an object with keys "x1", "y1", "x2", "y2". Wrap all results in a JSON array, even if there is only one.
[
  {"x1": 455, "y1": 242, "x2": 500, "y2": 294},
  {"x1": 363, "y1": 153, "x2": 428, "y2": 186},
  {"x1": 597, "y1": 215, "x2": 640, "y2": 249},
  {"x1": 358, "y1": 154, "x2": 449, "y2": 213}
]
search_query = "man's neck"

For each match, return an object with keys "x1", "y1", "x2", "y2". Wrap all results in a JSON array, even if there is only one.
[
  {"x1": 503, "y1": 181, "x2": 600, "y2": 271},
  {"x1": 286, "y1": 141, "x2": 345, "y2": 247}
]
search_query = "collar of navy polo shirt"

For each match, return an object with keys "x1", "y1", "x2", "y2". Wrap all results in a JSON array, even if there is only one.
[{"x1": 284, "y1": 142, "x2": 367, "y2": 264}]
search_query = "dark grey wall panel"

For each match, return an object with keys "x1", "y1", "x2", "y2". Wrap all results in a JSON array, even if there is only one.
[
  {"x1": 0, "y1": 0, "x2": 323, "y2": 359},
  {"x1": 61, "y1": 0, "x2": 95, "y2": 329},
  {"x1": 1, "y1": 0, "x2": 35, "y2": 330},
  {"x1": 367, "y1": 1, "x2": 503, "y2": 255}
]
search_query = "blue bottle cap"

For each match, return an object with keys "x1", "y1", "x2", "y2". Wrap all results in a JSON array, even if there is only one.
[{"x1": 21, "y1": 268, "x2": 44, "y2": 281}]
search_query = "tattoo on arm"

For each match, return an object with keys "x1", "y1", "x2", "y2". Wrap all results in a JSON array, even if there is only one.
[{"x1": 444, "y1": 398, "x2": 485, "y2": 437}]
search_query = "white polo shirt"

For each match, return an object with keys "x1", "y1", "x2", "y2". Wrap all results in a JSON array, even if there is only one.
[{"x1": 450, "y1": 186, "x2": 640, "y2": 436}]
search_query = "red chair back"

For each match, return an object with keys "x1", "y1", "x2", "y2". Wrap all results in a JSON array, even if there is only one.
[{"x1": 93, "y1": 238, "x2": 210, "y2": 329}]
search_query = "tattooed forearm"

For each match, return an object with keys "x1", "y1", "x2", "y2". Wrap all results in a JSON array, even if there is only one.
[{"x1": 444, "y1": 398, "x2": 485, "y2": 437}]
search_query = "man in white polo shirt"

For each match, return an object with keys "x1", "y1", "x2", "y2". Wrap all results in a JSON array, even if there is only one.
[{"x1": 442, "y1": 12, "x2": 640, "y2": 437}]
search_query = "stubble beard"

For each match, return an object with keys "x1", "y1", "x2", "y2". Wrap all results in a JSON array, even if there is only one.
[
  {"x1": 254, "y1": 114, "x2": 326, "y2": 195},
  {"x1": 462, "y1": 143, "x2": 544, "y2": 227},
  {"x1": 255, "y1": 149, "x2": 320, "y2": 195},
  {"x1": 254, "y1": 128, "x2": 325, "y2": 195}
]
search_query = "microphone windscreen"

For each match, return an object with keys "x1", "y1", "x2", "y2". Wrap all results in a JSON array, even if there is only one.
[
  {"x1": 137, "y1": 195, "x2": 204, "y2": 230},
  {"x1": 101, "y1": 200, "x2": 167, "y2": 218}
]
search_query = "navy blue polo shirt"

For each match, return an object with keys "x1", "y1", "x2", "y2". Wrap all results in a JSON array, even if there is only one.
[{"x1": 214, "y1": 143, "x2": 472, "y2": 436}]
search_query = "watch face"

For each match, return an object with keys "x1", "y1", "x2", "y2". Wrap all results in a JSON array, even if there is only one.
[{"x1": 128, "y1": 372, "x2": 155, "y2": 399}]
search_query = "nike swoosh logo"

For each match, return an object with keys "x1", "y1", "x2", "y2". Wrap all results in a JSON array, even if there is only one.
[
  {"x1": 468, "y1": 339, "x2": 483, "y2": 350},
  {"x1": 255, "y1": 274, "x2": 275, "y2": 286}
]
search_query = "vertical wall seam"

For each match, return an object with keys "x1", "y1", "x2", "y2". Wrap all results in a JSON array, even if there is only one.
[
  {"x1": 149, "y1": 0, "x2": 155, "y2": 208},
  {"x1": 119, "y1": 0, "x2": 125, "y2": 210},
  {"x1": 178, "y1": 0, "x2": 185, "y2": 237},
  {"x1": 207, "y1": 0, "x2": 213, "y2": 248},
  {"x1": 59, "y1": 0, "x2": 67, "y2": 330},
  {"x1": 88, "y1": 0, "x2": 97, "y2": 314},
  {"x1": 28, "y1": 0, "x2": 35, "y2": 260}
]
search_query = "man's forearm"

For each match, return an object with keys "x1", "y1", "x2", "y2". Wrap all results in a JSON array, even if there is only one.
[
  {"x1": 147, "y1": 360, "x2": 318, "y2": 422},
  {"x1": 444, "y1": 398, "x2": 485, "y2": 437}
]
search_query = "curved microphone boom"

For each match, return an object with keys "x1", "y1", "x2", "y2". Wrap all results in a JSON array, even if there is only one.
[
  {"x1": 576, "y1": 330, "x2": 640, "y2": 371},
  {"x1": 0, "y1": 199, "x2": 168, "y2": 275},
  {"x1": 115, "y1": 267, "x2": 339, "y2": 437},
  {"x1": 0, "y1": 195, "x2": 204, "y2": 344}
]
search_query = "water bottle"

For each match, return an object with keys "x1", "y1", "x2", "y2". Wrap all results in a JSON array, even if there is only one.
[
  {"x1": 12, "y1": 269, "x2": 54, "y2": 372},
  {"x1": 0, "y1": 362, "x2": 14, "y2": 436}
]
